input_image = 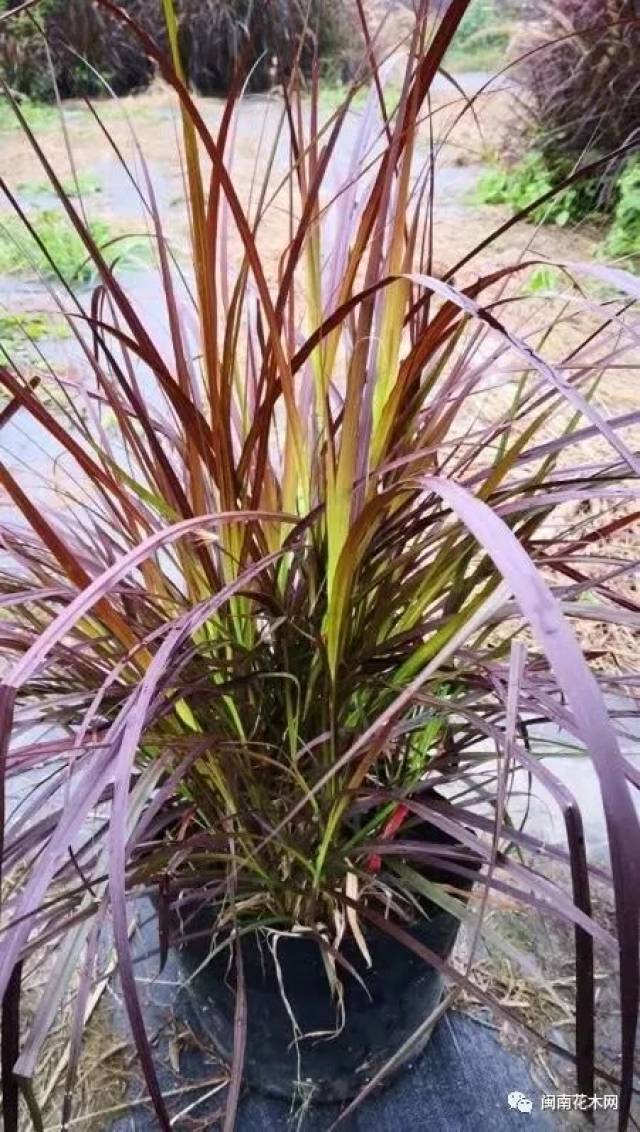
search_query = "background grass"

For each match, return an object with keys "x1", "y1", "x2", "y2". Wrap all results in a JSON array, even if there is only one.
[
  {"x1": 16, "y1": 172, "x2": 103, "y2": 198},
  {"x1": 443, "y1": 0, "x2": 515, "y2": 71},
  {"x1": 0, "y1": 309, "x2": 71, "y2": 348}
]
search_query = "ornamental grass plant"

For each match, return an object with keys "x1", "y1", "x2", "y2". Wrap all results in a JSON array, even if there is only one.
[
  {"x1": 513, "y1": 0, "x2": 640, "y2": 161},
  {"x1": 0, "y1": 1, "x2": 639, "y2": 1128},
  {"x1": 0, "y1": 0, "x2": 356, "y2": 99}
]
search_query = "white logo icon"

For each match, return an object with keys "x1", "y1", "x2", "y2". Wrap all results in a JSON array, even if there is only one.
[{"x1": 508, "y1": 1091, "x2": 533, "y2": 1114}]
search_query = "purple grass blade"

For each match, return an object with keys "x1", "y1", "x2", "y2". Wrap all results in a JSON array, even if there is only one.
[
  {"x1": 407, "y1": 273, "x2": 640, "y2": 477},
  {"x1": 1, "y1": 960, "x2": 22, "y2": 1132},
  {"x1": 421, "y1": 474, "x2": 640, "y2": 1127}
]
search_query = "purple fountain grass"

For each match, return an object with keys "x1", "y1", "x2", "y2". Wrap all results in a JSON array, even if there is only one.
[{"x1": 0, "y1": 0, "x2": 639, "y2": 1128}]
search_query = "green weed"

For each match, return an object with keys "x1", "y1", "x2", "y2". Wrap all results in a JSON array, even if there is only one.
[
  {"x1": 0, "y1": 209, "x2": 150, "y2": 283},
  {"x1": 476, "y1": 151, "x2": 640, "y2": 269},
  {"x1": 475, "y1": 151, "x2": 603, "y2": 227},
  {"x1": 522, "y1": 265, "x2": 564, "y2": 295},
  {"x1": 0, "y1": 311, "x2": 72, "y2": 350},
  {"x1": 17, "y1": 172, "x2": 102, "y2": 198},
  {"x1": 0, "y1": 96, "x2": 59, "y2": 133},
  {"x1": 604, "y1": 157, "x2": 640, "y2": 264}
]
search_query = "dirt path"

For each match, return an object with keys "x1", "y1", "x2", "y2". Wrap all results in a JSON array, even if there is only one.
[{"x1": 0, "y1": 71, "x2": 600, "y2": 282}]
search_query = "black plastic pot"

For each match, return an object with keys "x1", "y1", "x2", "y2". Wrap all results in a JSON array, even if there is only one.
[{"x1": 173, "y1": 821, "x2": 477, "y2": 1103}]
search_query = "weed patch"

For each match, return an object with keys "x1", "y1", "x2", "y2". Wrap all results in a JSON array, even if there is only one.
[{"x1": 0, "y1": 208, "x2": 150, "y2": 283}]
